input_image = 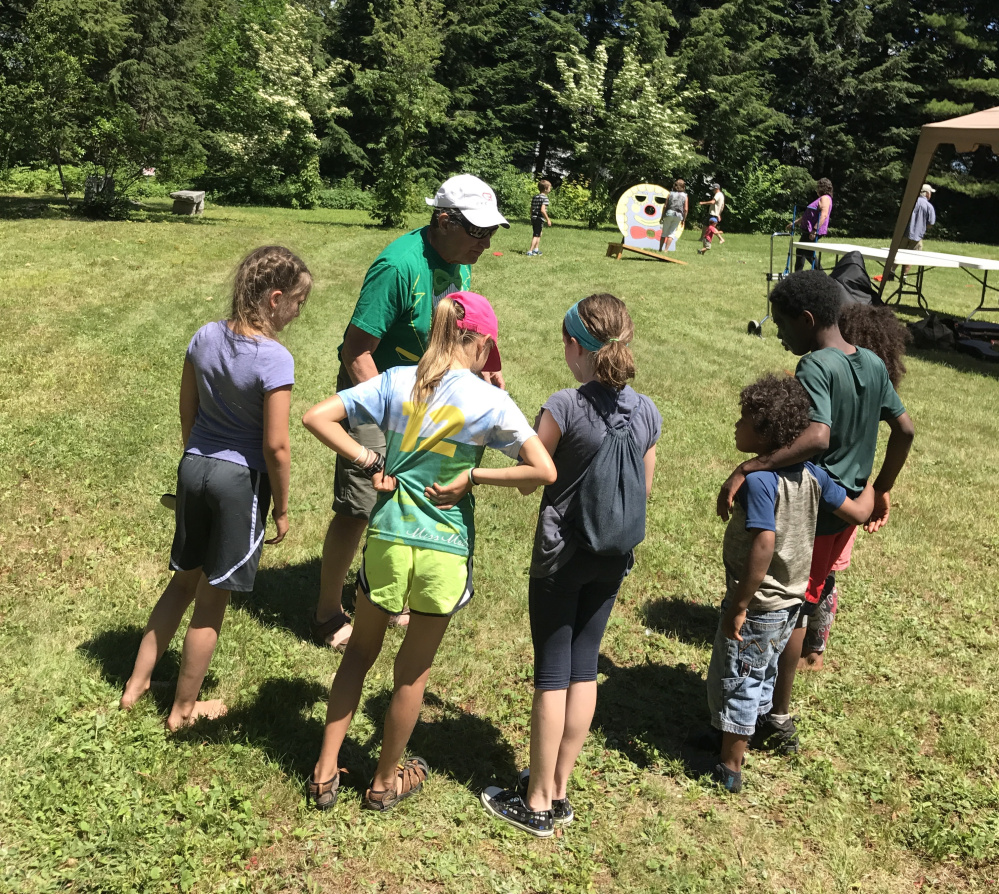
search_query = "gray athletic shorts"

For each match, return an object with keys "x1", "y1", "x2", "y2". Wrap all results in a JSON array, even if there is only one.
[
  {"x1": 170, "y1": 453, "x2": 271, "y2": 592},
  {"x1": 331, "y1": 364, "x2": 386, "y2": 519}
]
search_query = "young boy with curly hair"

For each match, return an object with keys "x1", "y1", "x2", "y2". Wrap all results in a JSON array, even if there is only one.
[
  {"x1": 717, "y1": 271, "x2": 914, "y2": 755},
  {"x1": 706, "y1": 373, "x2": 875, "y2": 793}
]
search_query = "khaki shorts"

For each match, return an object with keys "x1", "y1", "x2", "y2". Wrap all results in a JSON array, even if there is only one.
[
  {"x1": 902, "y1": 237, "x2": 923, "y2": 252},
  {"x1": 331, "y1": 365, "x2": 386, "y2": 519},
  {"x1": 358, "y1": 538, "x2": 474, "y2": 617}
]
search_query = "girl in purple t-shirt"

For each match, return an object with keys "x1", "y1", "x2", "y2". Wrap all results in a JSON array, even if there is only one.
[{"x1": 121, "y1": 246, "x2": 311, "y2": 731}]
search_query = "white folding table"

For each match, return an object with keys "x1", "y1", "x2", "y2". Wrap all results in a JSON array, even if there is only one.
[{"x1": 793, "y1": 241, "x2": 999, "y2": 318}]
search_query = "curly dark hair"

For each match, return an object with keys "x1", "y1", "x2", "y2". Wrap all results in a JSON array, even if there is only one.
[
  {"x1": 740, "y1": 373, "x2": 813, "y2": 453},
  {"x1": 816, "y1": 177, "x2": 833, "y2": 196},
  {"x1": 839, "y1": 304, "x2": 911, "y2": 387},
  {"x1": 770, "y1": 270, "x2": 843, "y2": 328}
]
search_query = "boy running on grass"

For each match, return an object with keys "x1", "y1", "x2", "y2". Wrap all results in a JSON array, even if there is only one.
[
  {"x1": 706, "y1": 373, "x2": 874, "y2": 793},
  {"x1": 698, "y1": 220, "x2": 723, "y2": 254},
  {"x1": 717, "y1": 271, "x2": 914, "y2": 753}
]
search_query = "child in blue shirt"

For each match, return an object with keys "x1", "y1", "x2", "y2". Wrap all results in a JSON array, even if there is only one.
[{"x1": 706, "y1": 373, "x2": 873, "y2": 792}]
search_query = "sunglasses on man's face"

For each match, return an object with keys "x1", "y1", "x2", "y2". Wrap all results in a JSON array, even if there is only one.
[{"x1": 448, "y1": 210, "x2": 498, "y2": 240}]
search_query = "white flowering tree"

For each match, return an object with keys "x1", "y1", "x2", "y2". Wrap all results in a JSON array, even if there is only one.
[
  {"x1": 201, "y1": 3, "x2": 351, "y2": 208},
  {"x1": 553, "y1": 43, "x2": 701, "y2": 226}
]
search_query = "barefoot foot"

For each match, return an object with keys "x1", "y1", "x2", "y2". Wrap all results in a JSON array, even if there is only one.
[
  {"x1": 329, "y1": 622, "x2": 352, "y2": 651},
  {"x1": 797, "y1": 651, "x2": 825, "y2": 671},
  {"x1": 120, "y1": 678, "x2": 150, "y2": 711},
  {"x1": 166, "y1": 699, "x2": 228, "y2": 731}
]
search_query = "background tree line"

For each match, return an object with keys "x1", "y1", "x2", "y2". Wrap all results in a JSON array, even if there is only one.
[{"x1": 1, "y1": 0, "x2": 997, "y2": 238}]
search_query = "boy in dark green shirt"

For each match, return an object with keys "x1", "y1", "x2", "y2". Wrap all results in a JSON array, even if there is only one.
[{"x1": 717, "y1": 271, "x2": 914, "y2": 752}]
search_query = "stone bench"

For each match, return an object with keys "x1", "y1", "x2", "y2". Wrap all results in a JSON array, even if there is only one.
[{"x1": 169, "y1": 190, "x2": 206, "y2": 216}]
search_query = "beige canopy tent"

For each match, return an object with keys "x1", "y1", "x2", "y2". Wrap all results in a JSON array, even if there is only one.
[{"x1": 879, "y1": 106, "x2": 999, "y2": 300}]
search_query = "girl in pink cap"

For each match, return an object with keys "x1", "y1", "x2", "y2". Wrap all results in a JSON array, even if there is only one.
[{"x1": 302, "y1": 292, "x2": 556, "y2": 813}]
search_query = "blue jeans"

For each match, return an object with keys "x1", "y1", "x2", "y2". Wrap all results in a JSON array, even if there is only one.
[{"x1": 706, "y1": 602, "x2": 799, "y2": 736}]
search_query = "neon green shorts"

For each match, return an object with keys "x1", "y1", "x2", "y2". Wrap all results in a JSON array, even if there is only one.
[{"x1": 358, "y1": 538, "x2": 474, "y2": 617}]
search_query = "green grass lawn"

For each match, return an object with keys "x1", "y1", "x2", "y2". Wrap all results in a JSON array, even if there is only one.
[{"x1": 1, "y1": 196, "x2": 998, "y2": 893}]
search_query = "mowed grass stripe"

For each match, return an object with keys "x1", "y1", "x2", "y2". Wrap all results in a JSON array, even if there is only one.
[{"x1": 0, "y1": 199, "x2": 997, "y2": 893}]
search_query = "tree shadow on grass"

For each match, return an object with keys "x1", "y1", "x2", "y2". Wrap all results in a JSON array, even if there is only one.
[
  {"x1": 639, "y1": 596, "x2": 718, "y2": 648},
  {"x1": 593, "y1": 655, "x2": 707, "y2": 768},
  {"x1": 77, "y1": 625, "x2": 219, "y2": 713},
  {"x1": 0, "y1": 195, "x2": 231, "y2": 224},
  {"x1": 299, "y1": 219, "x2": 395, "y2": 231}
]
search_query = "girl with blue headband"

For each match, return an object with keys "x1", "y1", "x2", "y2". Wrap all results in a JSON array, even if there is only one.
[{"x1": 481, "y1": 293, "x2": 662, "y2": 837}]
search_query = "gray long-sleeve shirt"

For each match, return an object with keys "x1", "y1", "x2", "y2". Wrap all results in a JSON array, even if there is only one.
[{"x1": 906, "y1": 195, "x2": 936, "y2": 242}]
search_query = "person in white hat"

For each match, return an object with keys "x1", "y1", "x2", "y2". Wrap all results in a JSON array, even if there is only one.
[
  {"x1": 901, "y1": 183, "x2": 936, "y2": 278},
  {"x1": 310, "y1": 175, "x2": 509, "y2": 650}
]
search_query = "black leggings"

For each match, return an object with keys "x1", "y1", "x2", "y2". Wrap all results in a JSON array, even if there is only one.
[
  {"x1": 529, "y1": 550, "x2": 631, "y2": 690},
  {"x1": 795, "y1": 238, "x2": 823, "y2": 271}
]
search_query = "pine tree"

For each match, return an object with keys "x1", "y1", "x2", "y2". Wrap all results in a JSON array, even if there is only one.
[
  {"x1": 354, "y1": 0, "x2": 450, "y2": 226},
  {"x1": 905, "y1": 2, "x2": 999, "y2": 237},
  {"x1": 769, "y1": 0, "x2": 921, "y2": 233}
]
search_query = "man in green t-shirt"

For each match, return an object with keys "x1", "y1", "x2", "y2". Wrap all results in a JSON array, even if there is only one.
[{"x1": 311, "y1": 175, "x2": 509, "y2": 649}]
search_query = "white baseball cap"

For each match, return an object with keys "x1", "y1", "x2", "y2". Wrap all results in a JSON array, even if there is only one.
[
  {"x1": 921, "y1": 183, "x2": 936, "y2": 194},
  {"x1": 425, "y1": 175, "x2": 510, "y2": 229}
]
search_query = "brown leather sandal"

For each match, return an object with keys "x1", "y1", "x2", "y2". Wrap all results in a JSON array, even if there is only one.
[
  {"x1": 306, "y1": 771, "x2": 341, "y2": 810},
  {"x1": 310, "y1": 610, "x2": 352, "y2": 650},
  {"x1": 362, "y1": 757, "x2": 428, "y2": 812}
]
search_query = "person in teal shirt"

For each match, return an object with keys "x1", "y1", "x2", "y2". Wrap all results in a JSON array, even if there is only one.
[
  {"x1": 302, "y1": 291, "x2": 555, "y2": 813},
  {"x1": 312, "y1": 175, "x2": 509, "y2": 650}
]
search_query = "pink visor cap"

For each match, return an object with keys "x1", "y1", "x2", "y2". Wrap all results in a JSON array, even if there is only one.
[{"x1": 450, "y1": 291, "x2": 502, "y2": 372}]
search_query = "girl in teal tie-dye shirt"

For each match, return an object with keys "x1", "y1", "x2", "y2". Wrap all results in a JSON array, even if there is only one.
[{"x1": 302, "y1": 292, "x2": 556, "y2": 814}]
